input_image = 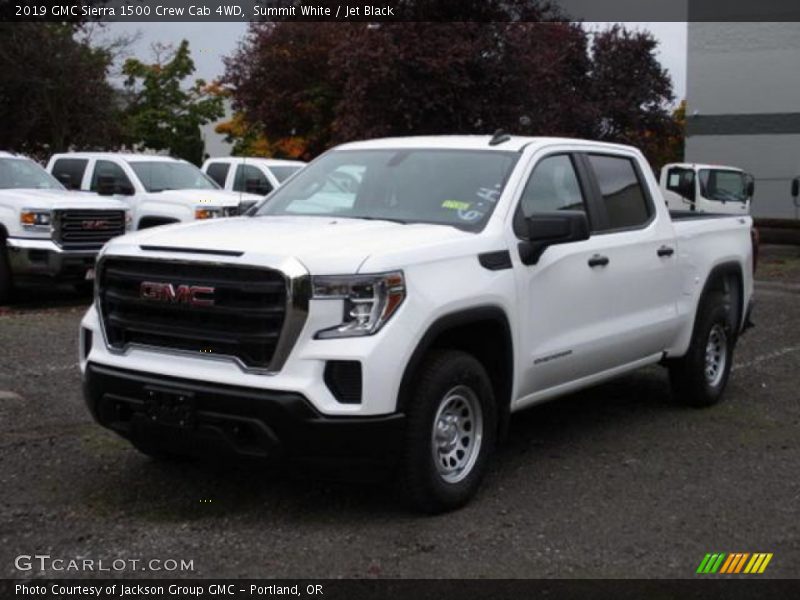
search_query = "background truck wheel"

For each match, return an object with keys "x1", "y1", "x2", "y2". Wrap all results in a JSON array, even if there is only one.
[
  {"x1": 669, "y1": 291, "x2": 735, "y2": 407},
  {"x1": 73, "y1": 281, "x2": 94, "y2": 296},
  {"x1": 0, "y1": 242, "x2": 13, "y2": 305},
  {"x1": 401, "y1": 350, "x2": 497, "y2": 513}
]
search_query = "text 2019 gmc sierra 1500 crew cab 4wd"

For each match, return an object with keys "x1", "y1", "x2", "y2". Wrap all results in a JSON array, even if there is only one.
[
  {"x1": 80, "y1": 136, "x2": 755, "y2": 512},
  {"x1": 0, "y1": 152, "x2": 130, "y2": 303},
  {"x1": 47, "y1": 153, "x2": 262, "y2": 230}
]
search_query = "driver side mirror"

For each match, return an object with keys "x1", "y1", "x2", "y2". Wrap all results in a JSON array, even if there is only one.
[
  {"x1": 96, "y1": 175, "x2": 116, "y2": 196},
  {"x1": 677, "y1": 170, "x2": 696, "y2": 201},
  {"x1": 746, "y1": 175, "x2": 755, "y2": 199},
  {"x1": 518, "y1": 211, "x2": 590, "y2": 266},
  {"x1": 792, "y1": 177, "x2": 800, "y2": 199}
]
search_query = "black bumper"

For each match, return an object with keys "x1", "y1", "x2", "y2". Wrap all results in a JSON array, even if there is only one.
[{"x1": 83, "y1": 363, "x2": 405, "y2": 464}]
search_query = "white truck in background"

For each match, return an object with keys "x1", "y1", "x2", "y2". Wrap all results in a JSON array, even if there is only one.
[
  {"x1": 47, "y1": 153, "x2": 263, "y2": 230},
  {"x1": 202, "y1": 157, "x2": 305, "y2": 212},
  {"x1": 660, "y1": 163, "x2": 754, "y2": 215},
  {"x1": 0, "y1": 151, "x2": 130, "y2": 303},
  {"x1": 80, "y1": 136, "x2": 755, "y2": 512}
]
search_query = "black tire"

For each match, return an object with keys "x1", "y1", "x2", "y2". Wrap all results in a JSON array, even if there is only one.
[
  {"x1": 669, "y1": 291, "x2": 735, "y2": 407},
  {"x1": 400, "y1": 350, "x2": 497, "y2": 513},
  {"x1": 0, "y1": 240, "x2": 13, "y2": 305}
]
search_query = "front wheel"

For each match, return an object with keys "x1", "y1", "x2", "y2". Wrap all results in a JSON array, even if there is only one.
[
  {"x1": 400, "y1": 350, "x2": 497, "y2": 513},
  {"x1": 669, "y1": 291, "x2": 735, "y2": 407}
]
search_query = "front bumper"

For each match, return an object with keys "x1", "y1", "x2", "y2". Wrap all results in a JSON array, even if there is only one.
[
  {"x1": 83, "y1": 362, "x2": 406, "y2": 463},
  {"x1": 6, "y1": 237, "x2": 96, "y2": 281}
]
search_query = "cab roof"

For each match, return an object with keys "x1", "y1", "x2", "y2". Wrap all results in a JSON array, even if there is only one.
[
  {"x1": 205, "y1": 157, "x2": 306, "y2": 167},
  {"x1": 50, "y1": 152, "x2": 184, "y2": 163},
  {"x1": 335, "y1": 135, "x2": 640, "y2": 154}
]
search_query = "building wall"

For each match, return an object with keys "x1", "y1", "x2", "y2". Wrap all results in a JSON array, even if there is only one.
[{"x1": 686, "y1": 22, "x2": 800, "y2": 219}]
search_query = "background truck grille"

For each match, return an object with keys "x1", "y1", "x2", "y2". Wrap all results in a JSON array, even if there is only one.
[
  {"x1": 98, "y1": 258, "x2": 288, "y2": 370},
  {"x1": 54, "y1": 210, "x2": 126, "y2": 250}
]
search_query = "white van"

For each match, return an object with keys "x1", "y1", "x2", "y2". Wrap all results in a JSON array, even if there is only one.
[{"x1": 660, "y1": 163, "x2": 754, "y2": 215}]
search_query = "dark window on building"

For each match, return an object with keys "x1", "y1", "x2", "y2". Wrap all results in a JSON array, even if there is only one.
[
  {"x1": 587, "y1": 155, "x2": 650, "y2": 230},
  {"x1": 205, "y1": 162, "x2": 230, "y2": 188},
  {"x1": 51, "y1": 158, "x2": 88, "y2": 190},
  {"x1": 90, "y1": 160, "x2": 135, "y2": 195},
  {"x1": 233, "y1": 164, "x2": 273, "y2": 195}
]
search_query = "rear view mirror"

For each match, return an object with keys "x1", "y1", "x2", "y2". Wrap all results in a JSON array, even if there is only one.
[
  {"x1": 518, "y1": 210, "x2": 590, "y2": 266},
  {"x1": 56, "y1": 173, "x2": 73, "y2": 188},
  {"x1": 96, "y1": 175, "x2": 116, "y2": 196},
  {"x1": 746, "y1": 176, "x2": 755, "y2": 199},
  {"x1": 245, "y1": 177, "x2": 268, "y2": 195}
]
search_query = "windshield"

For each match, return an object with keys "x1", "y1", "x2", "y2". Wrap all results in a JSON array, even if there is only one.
[
  {"x1": 269, "y1": 165, "x2": 303, "y2": 183},
  {"x1": 699, "y1": 169, "x2": 748, "y2": 203},
  {"x1": 130, "y1": 161, "x2": 219, "y2": 192},
  {"x1": 255, "y1": 149, "x2": 519, "y2": 230},
  {"x1": 0, "y1": 158, "x2": 64, "y2": 190}
]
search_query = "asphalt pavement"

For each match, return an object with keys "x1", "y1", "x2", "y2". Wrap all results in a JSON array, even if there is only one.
[{"x1": 1, "y1": 246, "x2": 798, "y2": 579}]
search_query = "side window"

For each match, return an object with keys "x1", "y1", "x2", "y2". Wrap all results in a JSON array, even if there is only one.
[
  {"x1": 587, "y1": 155, "x2": 651, "y2": 230},
  {"x1": 51, "y1": 158, "x2": 88, "y2": 190},
  {"x1": 90, "y1": 160, "x2": 135, "y2": 195},
  {"x1": 205, "y1": 162, "x2": 230, "y2": 188},
  {"x1": 233, "y1": 164, "x2": 273, "y2": 195},
  {"x1": 666, "y1": 168, "x2": 688, "y2": 194},
  {"x1": 518, "y1": 154, "x2": 586, "y2": 217}
]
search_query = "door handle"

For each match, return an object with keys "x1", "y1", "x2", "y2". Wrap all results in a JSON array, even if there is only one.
[
  {"x1": 588, "y1": 254, "x2": 610, "y2": 268},
  {"x1": 657, "y1": 245, "x2": 675, "y2": 257}
]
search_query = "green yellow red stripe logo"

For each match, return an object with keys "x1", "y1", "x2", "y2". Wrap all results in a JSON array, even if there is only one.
[{"x1": 696, "y1": 553, "x2": 773, "y2": 574}]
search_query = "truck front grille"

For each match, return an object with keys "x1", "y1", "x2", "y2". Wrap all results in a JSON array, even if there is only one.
[
  {"x1": 54, "y1": 210, "x2": 126, "y2": 250},
  {"x1": 97, "y1": 258, "x2": 290, "y2": 370}
]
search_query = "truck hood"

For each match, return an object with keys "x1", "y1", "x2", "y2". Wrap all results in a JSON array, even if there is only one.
[
  {"x1": 108, "y1": 215, "x2": 475, "y2": 274},
  {"x1": 0, "y1": 188, "x2": 128, "y2": 210},
  {"x1": 144, "y1": 189, "x2": 261, "y2": 207}
]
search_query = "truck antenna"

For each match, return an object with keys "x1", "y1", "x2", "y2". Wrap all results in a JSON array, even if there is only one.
[{"x1": 489, "y1": 129, "x2": 511, "y2": 146}]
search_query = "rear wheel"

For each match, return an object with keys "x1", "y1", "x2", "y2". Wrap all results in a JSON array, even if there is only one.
[
  {"x1": 669, "y1": 291, "x2": 735, "y2": 407},
  {"x1": 400, "y1": 350, "x2": 497, "y2": 513}
]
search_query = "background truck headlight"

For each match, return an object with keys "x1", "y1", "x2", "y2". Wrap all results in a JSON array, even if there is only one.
[
  {"x1": 20, "y1": 209, "x2": 52, "y2": 230},
  {"x1": 313, "y1": 271, "x2": 405, "y2": 339},
  {"x1": 194, "y1": 207, "x2": 222, "y2": 219}
]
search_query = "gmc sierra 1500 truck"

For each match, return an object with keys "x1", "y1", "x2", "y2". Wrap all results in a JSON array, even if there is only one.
[
  {"x1": 80, "y1": 136, "x2": 755, "y2": 512},
  {"x1": 47, "y1": 153, "x2": 262, "y2": 230},
  {"x1": 0, "y1": 151, "x2": 130, "y2": 303}
]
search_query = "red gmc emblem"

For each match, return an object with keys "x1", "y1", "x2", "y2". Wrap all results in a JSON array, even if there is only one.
[
  {"x1": 82, "y1": 220, "x2": 110, "y2": 230},
  {"x1": 139, "y1": 281, "x2": 215, "y2": 307}
]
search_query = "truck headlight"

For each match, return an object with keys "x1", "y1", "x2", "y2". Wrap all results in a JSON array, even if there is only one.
[
  {"x1": 313, "y1": 271, "x2": 405, "y2": 339},
  {"x1": 194, "y1": 207, "x2": 222, "y2": 219},
  {"x1": 125, "y1": 210, "x2": 133, "y2": 230},
  {"x1": 20, "y1": 209, "x2": 52, "y2": 229}
]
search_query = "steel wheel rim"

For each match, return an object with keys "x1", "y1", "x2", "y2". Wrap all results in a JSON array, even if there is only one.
[
  {"x1": 704, "y1": 323, "x2": 728, "y2": 388},
  {"x1": 431, "y1": 385, "x2": 483, "y2": 484}
]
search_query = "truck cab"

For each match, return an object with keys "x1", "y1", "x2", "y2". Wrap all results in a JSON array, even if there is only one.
[
  {"x1": 47, "y1": 153, "x2": 263, "y2": 230},
  {"x1": 660, "y1": 163, "x2": 754, "y2": 215},
  {"x1": 0, "y1": 151, "x2": 131, "y2": 302},
  {"x1": 202, "y1": 157, "x2": 305, "y2": 212}
]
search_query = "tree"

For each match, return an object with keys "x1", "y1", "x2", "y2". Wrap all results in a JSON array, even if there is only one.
[
  {"x1": 223, "y1": 20, "x2": 677, "y2": 165},
  {"x1": 122, "y1": 40, "x2": 224, "y2": 165},
  {"x1": 0, "y1": 23, "x2": 123, "y2": 157},
  {"x1": 588, "y1": 25, "x2": 678, "y2": 165}
]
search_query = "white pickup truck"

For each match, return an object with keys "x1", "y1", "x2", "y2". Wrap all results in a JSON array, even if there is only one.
[
  {"x1": 47, "y1": 153, "x2": 262, "y2": 230},
  {"x1": 0, "y1": 152, "x2": 130, "y2": 303},
  {"x1": 660, "y1": 162, "x2": 754, "y2": 215},
  {"x1": 202, "y1": 157, "x2": 305, "y2": 202},
  {"x1": 80, "y1": 136, "x2": 755, "y2": 512}
]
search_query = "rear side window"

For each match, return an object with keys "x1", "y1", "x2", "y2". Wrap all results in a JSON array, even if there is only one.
[
  {"x1": 51, "y1": 158, "x2": 88, "y2": 190},
  {"x1": 233, "y1": 164, "x2": 273, "y2": 195},
  {"x1": 587, "y1": 155, "x2": 651, "y2": 230},
  {"x1": 205, "y1": 162, "x2": 230, "y2": 187},
  {"x1": 90, "y1": 160, "x2": 135, "y2": 195}
]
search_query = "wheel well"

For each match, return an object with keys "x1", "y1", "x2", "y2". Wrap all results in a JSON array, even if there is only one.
[
  {"x1": 702, "y1": 263, "x2": 744, "y2": 334},
  {"x1": 399, "y1": 307, "x2": 514, "y2": 438},
  {"x1": 0, "y1": 224, "x2": 7, "y2": 241},
  {"x1": 138, "y1": 217, "x2": 179, "y2": 230}
]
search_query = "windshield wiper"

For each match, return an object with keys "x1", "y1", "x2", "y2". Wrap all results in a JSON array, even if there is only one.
[{"x1": 345, "y1": 215, "x2": 409, "y2": 225}]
